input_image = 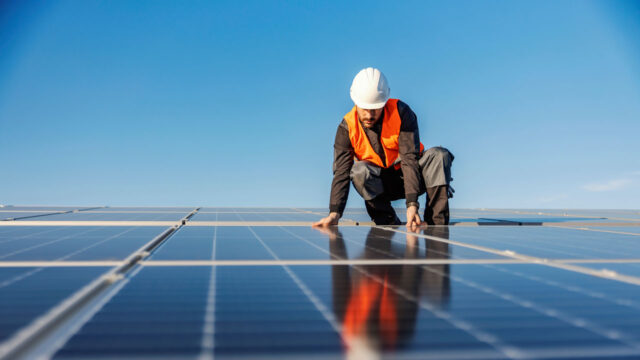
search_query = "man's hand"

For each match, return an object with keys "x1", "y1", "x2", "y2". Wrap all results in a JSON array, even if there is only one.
[
  {"x1": 406, "y1": 205, "x2": 421, "y2": 231},
  {"x1": 312, "y1": 212, "x2": 340, "y2": 228}
]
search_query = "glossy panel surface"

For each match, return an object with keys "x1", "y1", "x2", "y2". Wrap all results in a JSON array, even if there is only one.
[
  {"x1": 53, "y1": 263, "x2": 640, "y2": 359},
  {"x1": 0, "y1": 267, "x2": 109, "y2": 343},
  {"x1": 0, "y1": 226, "x2": 167, "y2": 260},
  {"x1": 17, "y1": 212, "x2": 188, "y2": 221},
  {"x1": 149, "y1": 226, "x2": 508, "y2": 261},
  {"x1": 449, "y1": 226, "x2": 640, "y2": 259}
]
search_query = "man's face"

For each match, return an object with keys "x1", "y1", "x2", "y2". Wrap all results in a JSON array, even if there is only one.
[{"x1": 356, "y1": 106, "x2": 383, "y2": 129}]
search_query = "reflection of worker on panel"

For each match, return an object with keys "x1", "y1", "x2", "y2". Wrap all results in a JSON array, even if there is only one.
[{"x1": 318, "y1": 227, "x2": 451, "y2": 357}]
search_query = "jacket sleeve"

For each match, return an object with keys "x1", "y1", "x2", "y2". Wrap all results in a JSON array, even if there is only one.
[
  {"x1": 329, "y1": 120, "x2": 354, "y2": 216},
  {"x1": 397, "y1": 101, "x2": 422, "y2": 206}
]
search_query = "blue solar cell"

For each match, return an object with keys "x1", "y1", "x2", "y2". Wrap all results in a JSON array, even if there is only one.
[
  {"x1": 148, "y1": 226, "x2": 506, "y2": 261},
  {"x1": 53, "y1": 263, "x2": 640, "y2": 359},
  {"x1": 0, "y1": 267, "x2": 109, "y2": 344},
  {"x1": 0, "y1": 226, "x2": 167, "y2": 261},
  {"x1": 448, "y1": 226, "x2": 640, "y2": 259},
  {"x1": 189, "y1": 212, "x2": 323, "y2": 221},
  {"x1": 52, "y1": 267, "x2": 209, "y2": 358},
  {"x1": 17, "y1": 212, "x2": 188, "y2": 221}
]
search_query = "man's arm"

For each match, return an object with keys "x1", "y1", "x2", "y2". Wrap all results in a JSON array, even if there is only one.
[
  {"x1": 312, "y1": 120, "x2": 354, "y2": 227},
  {"x1": 397, "y1": 101, "x2": 422, "y2": 229}
]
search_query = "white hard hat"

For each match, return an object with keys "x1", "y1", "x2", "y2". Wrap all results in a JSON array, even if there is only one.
[{"x1": 350, "y1": 67, "x2": 390, "y2": 109}]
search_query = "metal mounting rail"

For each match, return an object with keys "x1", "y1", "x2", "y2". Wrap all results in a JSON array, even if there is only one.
[
  {"x1": 180, "y1": 207, "x2": 201, "y2": 225},
  {"x1": 0, "y1": 225, "x2": 178, "y2": 360}
]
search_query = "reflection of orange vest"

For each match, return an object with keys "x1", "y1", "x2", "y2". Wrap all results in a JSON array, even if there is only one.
[
  {"x1": 343, "y1": 275, "x2": 397, "y2": 348},
  {"x1": 344, "y1": 99, "x2": 424, "y2": 169}
]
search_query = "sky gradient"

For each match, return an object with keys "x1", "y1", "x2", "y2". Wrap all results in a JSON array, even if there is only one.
[{"x1": 1, "y1": 0, "x2": 639, "y2": 209}]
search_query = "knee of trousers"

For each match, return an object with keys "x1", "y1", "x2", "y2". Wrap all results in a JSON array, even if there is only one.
[
  {"x1": 418, "y1": 146, "x2": 454, "y2": 188},
  {"x1": 350, "y1": 160, "x2": 384, "y2": 201}
]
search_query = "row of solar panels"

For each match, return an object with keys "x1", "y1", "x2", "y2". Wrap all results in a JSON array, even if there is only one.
[
  {"x1": 1, "y1": 223, "x2": 640, "y2": 359},
  {"x1": 3, "y1": 206, "x2": 639, "y2": 223}
]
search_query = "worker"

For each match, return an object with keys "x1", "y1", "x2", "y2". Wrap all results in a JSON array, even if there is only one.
[{"x1": 312, "y1": 67, "x2": 454, "y2": 229}]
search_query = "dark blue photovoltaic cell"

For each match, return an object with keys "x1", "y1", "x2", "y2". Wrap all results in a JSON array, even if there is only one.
[
  {"x1": 54, "y1": 263, "x2": 640, "y2": 359},
  {"x1": 449, "y1": 226, "x2": 640, "y2": 259},
  {"x1": 98, "y1": 207, "x2": 194, "y2": 212},
  {"x1": 0, "y1": 206, "x2": 83, "y2": 212},
  {"x1": 148, "y1": 226, "x2": 507, "y2": 261},
  {"x1": 288, "y1": 263, "x2": 640, "y2": 358},
  {"x1": 213, "y1": 266, "x2": 342, "y2": 357},
  {"x1": 17, "y1": 212, "x2": 188, "y2": 221},
  {"x1": 0, "y1": 212, "x2": 65, "y2": 220},
  {"x1": 52, "y1": 267, "x2": 210, "y2": 358},
  {"x1": 151, "y1": 227, "x2": 216, "y2": 260},
  {"x1": 0, "y1": 226, "x2": 167, "y2": 261},
  {"x1": 0, "y1": 267, "x2": 109, "y2": 344},
  {"x1": 189, "y1": 212, "x2": 324, "y2": 221},
  {"x1": 198, "y1": 207, "x2": 297, "y2": 212}
]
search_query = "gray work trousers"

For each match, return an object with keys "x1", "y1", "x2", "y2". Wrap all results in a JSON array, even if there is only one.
[{"x1": 349, "y1": 146, "x2": 454, "y2": 225}]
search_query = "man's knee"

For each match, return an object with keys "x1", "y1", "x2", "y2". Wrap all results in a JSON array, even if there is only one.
[
  {"x1": 420, "y1": 146, "x2": 453, "y2": 165},
  {"x1": 419, "y1": 146, "x2": 454, "y2": 188},
  {"x1": 350, "y1": 160, "x2": 384, "y2": 201}
]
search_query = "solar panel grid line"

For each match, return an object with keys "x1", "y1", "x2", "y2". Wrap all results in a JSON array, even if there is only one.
[
  {"x1": 245, "y1": 226, "x2": 346, "y2": 342},
  {"x1": 0, "y1": 227, "x2": 104, "y2": 260},
  {"x1": 379, "y1": 226, "x2": 640, "y2": 287},
  {"x1": 0, "y1": 226, "x2": 169, "y2": 262},
  {"x1": 0, "y1": 267, "x2": 43, "y2": 290},
  {"x1": 281, "y1": 227, "x2": 523, "y2": 358},
  {"x1": 0, "y1": 207, "x2": 105, "y2": 222},
  {"x1": 199, "y1": 214, "x2": 217, "y2": 359},
  {"x1": 0, "y1": 227, "x2": 69, "y2": 244},
  {"x1": 0, "y1": 226, "x2": 178, "y2": 360},
  {"x1": 420, "y1": 265, "x2": 640, "y2": 351},
  {"x1": 452, "y1": 228, "x2": 623, "y2": 259},
  {"x1": 483, "y1": 264, "x2": 640, "y2": 312},
  {"x1": 1, "y1": 211, "x2": 69, "y2": 222},
  {"x1": 547, "y1": 225, "x2": 640, "y2": 237},
  {"x1": 15, "y1": 266, "x2": 142, "y2": 360},
  {"x1": 454, "y1": 227, "x2": 640, "y2": 260},
  {"x1": 51, "y1": 227, "x2": 141, "y2": 262},
  {"x1": 262, "y1": 227, "x2": 522, "y2": 358}
]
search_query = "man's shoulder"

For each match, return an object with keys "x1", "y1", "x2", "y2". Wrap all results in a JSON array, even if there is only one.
[{"x1": 395, "y1": 99, "x2": 412, "y2": 113}]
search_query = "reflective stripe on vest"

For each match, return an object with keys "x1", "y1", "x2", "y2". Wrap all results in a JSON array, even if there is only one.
[{"x1": 344, "y1": 99, "x2": 424, "y2": 169}]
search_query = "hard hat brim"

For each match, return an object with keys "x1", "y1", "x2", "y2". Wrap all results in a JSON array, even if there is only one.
[{"x1": 350, "y1": 93, "x2": 388, "y2": 110}]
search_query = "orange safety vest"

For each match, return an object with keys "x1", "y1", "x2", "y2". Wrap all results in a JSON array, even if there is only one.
[{"x1": 343, "y1": 99, "x2": 424, "y2": 169}]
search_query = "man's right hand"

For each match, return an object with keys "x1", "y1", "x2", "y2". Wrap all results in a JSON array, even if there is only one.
[{"x1": 312, "y1": 212, "x2": 340, "y2": 228}]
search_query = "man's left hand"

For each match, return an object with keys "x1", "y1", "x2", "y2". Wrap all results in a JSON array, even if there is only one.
[{"x1": 406, "y1": 205, "x2": 421, "y2": 231}]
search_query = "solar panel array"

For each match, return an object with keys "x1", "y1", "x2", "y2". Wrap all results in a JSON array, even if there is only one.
[{"x1": 0, "y1": 205, "x2": 639, "y2": 359}]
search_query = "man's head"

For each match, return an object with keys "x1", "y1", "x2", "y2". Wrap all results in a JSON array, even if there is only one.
[{"x1": 350, "y1": 67, "x2": 390, "y2": 129}]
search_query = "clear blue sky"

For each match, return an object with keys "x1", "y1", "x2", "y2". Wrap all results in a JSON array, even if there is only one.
[{"x1": 1, "y1": 0, "x2": 639, "y2": 209}]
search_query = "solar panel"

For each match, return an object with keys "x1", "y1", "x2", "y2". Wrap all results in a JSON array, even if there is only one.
[
  {"x1": 17, "y1": 212, "x2": 189, "y2": 221},
  {"x1": 446, "y1": 226, "x2": 640, "y2": 260},
  {"x1": 1, "y1": 207, "x2": 640, "y2": 359},
  {"x1": 0, "y1": 226, "x2": 169, "y2": 261},
  {"x1": 0, "y1": 267, "x2": 110, "y2": 344}
]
